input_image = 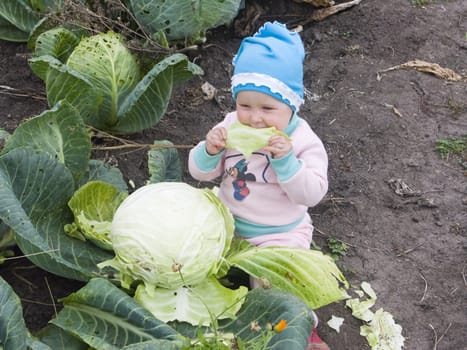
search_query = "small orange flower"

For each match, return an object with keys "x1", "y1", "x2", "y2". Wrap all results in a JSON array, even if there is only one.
[{"x1": 274, "y1": 319, "x2": 287, "y2": 333}]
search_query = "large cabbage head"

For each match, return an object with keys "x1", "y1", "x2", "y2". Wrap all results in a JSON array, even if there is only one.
[{"x1": 106, "y1": 182, "x2": 234, "y2": 289}]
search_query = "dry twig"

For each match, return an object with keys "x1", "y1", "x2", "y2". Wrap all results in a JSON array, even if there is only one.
[
  {"x1": 384, "y1": 103, "x2": 403, "y2": 117},
  {"x1": 396, "y1": 242, "x2": 425, "y2": 257},
  {"x1": 418, "y1": 272, "x2": 428, "y2": 303},
  {"x1": 0, "y1": 85, "x2": 47, "y2": 101},
  {"x1": 89, "y1": 126, "x2": 193, "y2": 151},
  {"x1": 93, "y1": 143, "x2": 194, "y2": 151},
  {"x1": 44, "y1": 276, "x2": 58, "y2": 316},
  {"x1": 462, "y1": 264, "x2": 467, "y2": 286},
  {"x1": 3, "y1": 249, "x2": 60, "y2": 261},
  {"x1": 429, "y1": 322, "x2": 452, "y2": 350},
  {"x1": 20, "y1": 298, "x2": 55, "y2": 306},
  {"x1": 294, "y1": 0, "x2": 335, "y2": 7}
]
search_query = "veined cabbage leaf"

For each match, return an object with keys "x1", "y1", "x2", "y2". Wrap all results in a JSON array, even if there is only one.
[
  {"x1": 0, "y1": 0, "x2": 62, "y2": 42},
  {"x1": 0, "y1": 276, "x2": 33, "y2": 349},
  {"x1": 1, "y1": 100, "x2": 91, "y2": 185},
  {"x1": 65, "y1": 181, "x2": 128, "y2": 250},
  {"x1": 148, "y1": 140, "x2": 182, "y2": 183},
  {"x1": 128, "y1": 0, "x2": 243, "y2": 44},
  {"x1": 135, "y1": 276, "x2": 248, "y2": 326},
  {"x1": 227, "y1": 245, "x2": 350, "y2": 310},
  {"x1": 51, "y1": 278, "x2": 187, "y2": 349}
]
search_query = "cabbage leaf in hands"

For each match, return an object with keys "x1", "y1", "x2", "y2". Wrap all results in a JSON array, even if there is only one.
[{"x1": 225, "y1": 121, "x2": 291, "y2": 158}]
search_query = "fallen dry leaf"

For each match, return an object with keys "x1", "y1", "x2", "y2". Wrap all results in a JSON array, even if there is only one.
[
  {"x1": 201, "y1": 81, "x2": 217, "y2": 100},
  {"x1": 387, "y1": 178, "x2": 421, "y2": 197},
  {"x1": 379, "y1": 60, "x2": 465, "y2": 81},
  {"x1": 309, "y1": 0, "x2": 362, "y2": 21}
]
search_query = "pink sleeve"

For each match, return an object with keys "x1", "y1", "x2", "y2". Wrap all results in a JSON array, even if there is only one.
[{"x1": 279, "y1": 130, "x2": 328, "y2": 207}]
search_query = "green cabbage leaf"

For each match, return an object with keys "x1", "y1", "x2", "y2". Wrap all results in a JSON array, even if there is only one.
[
  {"x1": 0, "y1": 0, "x2": 62, "y2": 42},
  {"x1": 64, "y1": 181, "x2": 128, "y2": 250},
  {"x1": 227, "y1": 245, "x2": 350, "y2": 310},
  {"x1": 128, "y1": 0, "x2": 243, "y2": 44},
  {"x1": 360, "y1": 309, "x2": 405, "y2": 350},
  {"x1": 47, "y1": 277, "x2": 314, "y2": 350},
  {"x1": 135, "y1": 277, "x2": 248, "y2": 326},
  {"x1": 226, "y1": 121, "x2": 291, "y2": 158}
]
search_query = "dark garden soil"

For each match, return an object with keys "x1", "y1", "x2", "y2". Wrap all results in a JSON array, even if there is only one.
[{"x1": 1, "y1": 0, "x2": 466, "y2": 349}]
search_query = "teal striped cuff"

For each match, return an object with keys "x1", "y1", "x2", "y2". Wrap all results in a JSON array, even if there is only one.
[
  {"x1": 270, "y1": 151, "x2": 302, "y2": 182},
  {"x1": 193, "y1": 143, "x2": 224, "y2": 171}
]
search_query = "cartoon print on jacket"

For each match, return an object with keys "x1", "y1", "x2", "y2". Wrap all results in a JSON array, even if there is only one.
[{"x1": 225, "y1": 158, "x2": 256, "y2": 200}]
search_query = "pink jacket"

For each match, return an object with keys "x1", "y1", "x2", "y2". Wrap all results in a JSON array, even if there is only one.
[{"x1": 189, "y1": 112, "x2": 328, "y2": 237}]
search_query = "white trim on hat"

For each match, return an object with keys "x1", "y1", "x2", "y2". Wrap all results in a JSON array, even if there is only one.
[{"x1": 231, "y1": 73, "x2": 304, "y2": 111}]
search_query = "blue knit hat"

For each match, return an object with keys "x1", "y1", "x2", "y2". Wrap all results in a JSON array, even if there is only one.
[{"x1": 231, "y1": 21, "x2": 305, "y2": 111}]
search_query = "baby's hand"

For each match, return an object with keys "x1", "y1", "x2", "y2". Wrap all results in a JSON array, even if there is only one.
[
  {"x1": 205, "y1": 127, "x2": 227, "y2": 155},
  {"x1": 264, "y1": 135, "x2": 292, "y2": 159}
]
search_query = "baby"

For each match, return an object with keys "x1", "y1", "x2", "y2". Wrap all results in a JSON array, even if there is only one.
[{"x1": 189, "y1": 21, "x2": 330, "y2": 349}]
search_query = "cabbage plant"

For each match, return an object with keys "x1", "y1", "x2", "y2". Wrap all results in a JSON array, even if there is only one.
[
  {"x1": 29, "y1": 30, "x2": 203, "y2": 134},
  {"x1": 128, "y1": 0, "x2": 243, "y2": 44}
]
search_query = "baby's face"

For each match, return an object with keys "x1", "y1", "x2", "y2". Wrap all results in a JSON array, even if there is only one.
[{"x1": 236, "y1": 91, "x2": 293, "y2": 131}]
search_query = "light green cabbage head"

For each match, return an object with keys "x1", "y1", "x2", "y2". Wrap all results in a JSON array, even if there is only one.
[{"x1": 101, "y1": 182, "x2": 234, "y2": 289}]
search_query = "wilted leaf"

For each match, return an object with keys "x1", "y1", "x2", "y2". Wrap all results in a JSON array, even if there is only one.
[
  {"x1": 360, "y1": 308, "x2": 405, "y2": 350},
  {"x1": 380, "y1": 59, "x2": 465, "y2": 81}
]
